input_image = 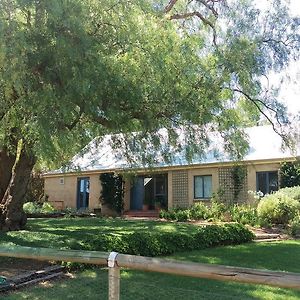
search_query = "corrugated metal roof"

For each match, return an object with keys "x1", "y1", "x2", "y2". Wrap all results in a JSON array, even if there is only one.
[{"x1": 47, "y1": 125, "x2": 300, "y2": 175}]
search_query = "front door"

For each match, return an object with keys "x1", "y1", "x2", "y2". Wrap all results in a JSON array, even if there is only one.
[
  {"x1": 77, "y1": 178, "x2": 90, "y2": 210},
  {"x1": 130, "y1": 177, "x2": 144, "y2": 210}
]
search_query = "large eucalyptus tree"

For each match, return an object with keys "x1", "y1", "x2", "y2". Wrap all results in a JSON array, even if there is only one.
[{"x1": 0, "y1": 0, "x2": 299, "y2": 230}]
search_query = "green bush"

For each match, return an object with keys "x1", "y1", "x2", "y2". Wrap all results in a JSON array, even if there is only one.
[
  {"x1": 190, "y1": 202, "x2": 209, "y2": 220},
  {"x1": 277, "y1": 186, "x2": 300, "y2": 201},
  {"x1": 209, "y1": 199, "x2": 227, "y2": 220},
  {"x1": 41, "y1": 202, "x2": 56, "y2": 213},
  {"x1": 280, "y1": 161, "x2": 300, "y2": 188},
  {"x1": 79, "y1": 224, "x2": 254, "y2": 257},
  {"x1": 23, "y1": 201, "x2": 56, "y2": 214},
  {"x1": 257, "y1": 193, "x2": 300, "y2": 225},
  {"x1": 159, "y1": 208, "x2": 190, "y2": 222},
  {"x1": 100, "y1": 173, "x2": 124, "y2": 213},
  {"x1": 230, "y1": 204, "x2": 259, "y2": 226},
  {"x1": 23, "y1": 202, "x2": 40, "y2": 213},
  {"x1": 289, "y1": 214, "x2": 300, "y2": 237}
]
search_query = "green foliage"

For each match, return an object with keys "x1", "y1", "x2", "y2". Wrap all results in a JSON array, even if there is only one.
[
  {"x1": 277, "y1": 186, "x2": 300, "y2": 201},
  {"x1": 160, "y1": 201, "x2": 259, "y2": 225},
  {"x1": 231, "y1": 166, "x2": 247, "y2": 203},
  {"x1": 23, "y1": 202, "x2": 40, "y2": 214},
  {"x1": 189, "y1": 202, "x2": 210, "y2": 220},
  {"x1": 79, "y1": 224, "x2": 254, "y2": 257},
  {"x1": 230, "y1": 204, "x2": 259, "y2": 226},
  {"x1": 41, "y1": 202, "x2": 56, "y2": 213},
  {"x1": 0, "y1": 0, "x2": 297, "y2": 169},
  {"x1": 23, "y1": 202, "x2": 55, "y2": 214},
  {"x1": 257, "y1": 194, "x2": 300, "y2": 225},
  {"x1": 100, "y1": 173, "x2": 124, "y2": 213},
  {"x1": 280, "y1": 162, "x2": 300, "y2": 188},
  {"x1": 289, "y1": 214, "x2": 300, "y2": 237},
  {"x1": 24, "y1": 173, "x2": 44, "y2": 203},
  {"x1": 209, "y1": 199, "x2": 227, "y2": 220}
]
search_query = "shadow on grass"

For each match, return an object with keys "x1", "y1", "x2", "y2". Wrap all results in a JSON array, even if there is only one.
[{"x1": 2, "y1": 268, "x2": 300, "y2": 300}]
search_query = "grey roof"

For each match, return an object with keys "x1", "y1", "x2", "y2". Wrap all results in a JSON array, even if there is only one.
[{"x1": 47, "y1": 125, "x2": 300, "y2": 175}]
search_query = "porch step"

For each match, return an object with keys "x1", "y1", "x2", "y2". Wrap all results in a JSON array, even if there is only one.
[
  {"x1": 254, "y1": 233, "x2": 281, "y2": 240},
  {"x1": 254, "y1": 238, "x2": 283, "y2": 243},
  {"x1": 124, "y1": 210, "x2": 159, "y2": 218}
]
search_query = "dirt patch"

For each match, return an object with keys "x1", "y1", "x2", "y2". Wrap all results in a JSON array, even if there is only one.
[{"x1": 0, "y1": 258, "x2": 51, "y2": 278}]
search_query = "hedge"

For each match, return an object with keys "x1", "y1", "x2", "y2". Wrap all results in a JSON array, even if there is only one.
[{"x1": 72, "y1": 224, "x2": 254, "y2": 257}]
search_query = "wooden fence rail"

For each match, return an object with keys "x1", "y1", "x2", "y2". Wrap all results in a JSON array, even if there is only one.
[{"x1": 0, "y1": 245, "x2": 299, "y2": 300}]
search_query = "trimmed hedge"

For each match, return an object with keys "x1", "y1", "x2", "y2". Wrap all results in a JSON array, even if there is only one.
[{"x1": 74, "y1": 224, "x2": 254, "y2": 257}]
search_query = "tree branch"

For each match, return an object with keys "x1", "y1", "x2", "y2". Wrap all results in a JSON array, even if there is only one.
[
  {"x1": 169, "y1": 11, "x2": 218, "y2": 46},
  {"x1": 231, "y1": 88, "x2": 287, "y2": 140},
  {"x1": 164, "y1": 0, "x2": 179, "y2": 13}
]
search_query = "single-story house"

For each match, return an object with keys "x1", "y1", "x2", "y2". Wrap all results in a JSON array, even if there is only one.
[{"x1": 43, "y1": 125, "x2": 300, "y2": 214}]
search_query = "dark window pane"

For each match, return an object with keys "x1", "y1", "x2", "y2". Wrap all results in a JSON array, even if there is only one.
[
  {"x1": 194, "y1": 176, "x2": 204, "y2": 198},
  {"x1": 268, "y1": 172, "x2": 278, "y2": 193},
  {"x1": 257, "y1": 172, "x2": 267, "y2": 194},
  {"x1": 155, "y1": 176, "x2": 166, "y2": 196},
  {"x1": 203, "y1": 176, "x2": 212, "y2": 198}
]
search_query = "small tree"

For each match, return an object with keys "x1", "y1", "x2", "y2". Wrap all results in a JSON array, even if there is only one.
[
  {"x1": 280, "y1": 161, "x2": 300, "y2": 188},
  {"x1": 100, "y1": 173, "x2": 124, "y2": 214}
]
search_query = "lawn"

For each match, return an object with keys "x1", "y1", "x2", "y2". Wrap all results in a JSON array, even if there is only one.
[
  {"x1": 1, "y1": 218, "x2": 300, "y2": 299},
  {"x1": 0, "y1": 217, "x2": 199, "y2": 249}
]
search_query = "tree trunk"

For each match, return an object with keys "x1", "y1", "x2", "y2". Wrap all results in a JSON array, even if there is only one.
[
  {"x1": 0, "y1": 147, "x2": 16, "y2": 201},
  {"x1": 0, "y1": 143, "x2": 36, "y2": 231}
]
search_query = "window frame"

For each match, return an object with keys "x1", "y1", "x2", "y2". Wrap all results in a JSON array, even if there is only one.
[
  {"x1": 194, "y1": 175, "x2": 212, "y2": 200},
  {"x1": 256, "y1": 171, "x2": 278, "y2": 195}
]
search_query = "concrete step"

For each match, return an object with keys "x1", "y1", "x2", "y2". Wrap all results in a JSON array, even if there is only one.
[
  {"x1": 254, "y1": 233, "x2": 281, "y2": 240},
  {"x1": 254, "y1": 238, "x2": 283, "y2": 243},
  {"x1": 123, "y1": 210, "x2": 159, "y2": 218}
]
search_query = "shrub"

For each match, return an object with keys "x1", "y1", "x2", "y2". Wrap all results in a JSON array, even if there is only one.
[
  {"x1": 23, "y1": 202, "x2": 40, "y2": 214},
  {"x1": 280, "y1": 161, "x2": 300, "y2": 188},
  {"x1": 277, "y1": 186, "x2": 300, "y2": 201},
  {"x1": 230, "y1": 204, "x2": 259, "y2": 226},
  {"x1": 190, "y1": 203, "x2": 209, "y2": 220},
  {"x1": 209, "y1": 199, "x2": 227, "y2": 220},
  {"x1": 257, "y1": 193, "x2": 300, "y2": 225},
  {"x1": 80, "y1": 224, "x2": 254, "y2": 257},
  {"x1": 159, "y1": 208, "x2": 190, "y2": 222},
  {"x1": 289, "y1": 214, "x2": 300, "y2": 237},
  {"x1": 23, "y1": 201, "x2": 56, "y2": 214},
  {"x1": 100, "y1": 173, "x2": 124, "y2": 213},
  {"x1": 41, "y1": 202, "x2": 56, "y2": 213}
]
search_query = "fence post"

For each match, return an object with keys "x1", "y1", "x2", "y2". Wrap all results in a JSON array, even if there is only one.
[{"x1": 108, "y1": 252, "x2": 120, "y2": 300}]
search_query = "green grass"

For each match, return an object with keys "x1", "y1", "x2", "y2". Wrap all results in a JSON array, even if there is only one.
[
  {"x1": 0, "y1": 217, "x2": 198, "y2": 249},
  {"x1": 1, "y1": 218, "x2": 300, "y2": 299}
]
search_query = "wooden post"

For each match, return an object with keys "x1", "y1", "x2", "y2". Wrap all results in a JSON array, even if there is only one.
[{"x1": 108, "y1": 252, "x2": 120, "y2": 300}]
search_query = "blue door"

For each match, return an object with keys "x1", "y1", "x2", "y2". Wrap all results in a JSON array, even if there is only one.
[
  {"x1": 130, "y1": 177, "x2": 144, "y2": 210},
  {"x1": 77, "y1": 178, "x2": 90, "y2": 209}
]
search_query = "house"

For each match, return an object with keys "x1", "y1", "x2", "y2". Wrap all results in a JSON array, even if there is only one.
[{"x1": 43, "y1": 125, "x2": 300, "y2": 214}]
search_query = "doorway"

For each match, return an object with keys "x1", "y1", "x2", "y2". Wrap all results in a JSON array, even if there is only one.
[
  {"x1": 77, "y1": 177, "x2": 90, "y2": 210},
  {"x1": 130, "y1": 174, "x2": 168, "y2": 210}
]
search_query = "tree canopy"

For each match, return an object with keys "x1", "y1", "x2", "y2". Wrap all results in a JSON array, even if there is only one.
[{"x1": 0, "y1": 0, "x2": 299, "y2": 230}]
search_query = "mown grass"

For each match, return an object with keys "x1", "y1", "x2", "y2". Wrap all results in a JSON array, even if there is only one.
[
  {"x1": 0, "y1": 217, "x2": 199, "y2": 249},
  {"x1": 1, "y1": 218, "x2": 300, "y2": 299}
]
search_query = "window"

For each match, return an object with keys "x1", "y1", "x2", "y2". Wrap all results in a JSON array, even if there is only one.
[
  {"x1": 59, "y1": 178, "x2": 65, "y2": 185},
  {"x1": 194, "y1": 175, "x2": 212, "y2": 199},
  {"x1": 256, "y1": 171, "x2": 278, "y2": 195}
]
